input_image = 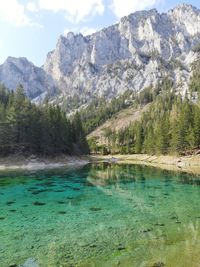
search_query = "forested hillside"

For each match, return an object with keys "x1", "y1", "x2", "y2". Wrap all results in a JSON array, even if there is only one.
[
  {"x1": 90, "y1": 92, "x2": 200, "y2": 155},
  {"x1": 0, "y1": 85, "x2": 88, "y2": 156},
  {"x1": 88, "y1": 60, "x2": 200, "y2": 155}
]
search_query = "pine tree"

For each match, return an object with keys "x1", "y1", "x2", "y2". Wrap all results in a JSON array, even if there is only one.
[{"x1": 134, "y1": 122, "x2": 143, "y2": 154}]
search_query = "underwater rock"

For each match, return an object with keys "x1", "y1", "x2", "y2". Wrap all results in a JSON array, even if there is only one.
[
  {"x1": 117, "y1": 244, "x2": 126, "y2": 251},
  {"x1": 58, "y1": 211, "x2": 67, "y2": 214},
  {"x1": 28, "y1": 187, "x2": 37, "y2": 191},
  {"x1": 31, "y1": 189, "x2": 49, "y2": 195},
  {"x1": 9, "y1": 209, "x2": 16, "y2": 212},
  {"x1": 73, "y1": 187, "x2": 80, "y2": 191},
  {"x1": 142, "y1": 229, "x2": 152, "y2": 233},
  {"x1": 152, "y1": 262, "x2": 165, "y2": 267},
  {"x1": 19, "y1": 258, "x2": 39, "y2": 267},
  {"x1": 57, "y1": 201, "x2": 65, "y2": 204},
  {"x1": 90, "y1": 207, "x2": 102, "y2": 212},
  {"x1": 170, "y1": 216, "x2": 178, "y2": 220},
  {"x1": 149, "y1": 195, "x2": 156, "y2": 199},
  {"x1": 154, "y1": 223, "x2": 165, "y2": 227},
  {"x1": 89, "y1": 244, "x2": 97, "y2": 248},
  {"x1": 33, "y1": 201, "x2": 46, "y2": 206},
  {"x1": 6, "y1": 201, "x2": 15, "y2": 205}
]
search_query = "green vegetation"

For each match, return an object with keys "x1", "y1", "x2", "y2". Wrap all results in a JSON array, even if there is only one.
[
  {"x1": 90, "y1": 92, "x2": 200, "y2": 155},
  {"x1": 81, "y1": 86, "x2": 162, "y2": 135},
  {"x1": 1, "y1": 58, "x2": 200, "y2": 158},
  {"x1": 190, "y1": 59, "x2": 200, "y2": 97},
  {"x1": 0, "y1": 85, "x2": 88, "y2": 156},
  {"x1": 81, "y1": 90, "x2": 135, "y2": 134},
  {"x1": 88, "y1": 70, "x2": 200, "y2": 156}
]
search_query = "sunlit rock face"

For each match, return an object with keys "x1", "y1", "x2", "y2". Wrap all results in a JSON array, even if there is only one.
[
  {"x1": 43, "y1": 4, "x2": 200, "y2": 100},
  {"x1": 0, "y1": 57, "x2": 56, "y2": 99},
  {"x1": 1, "y1": 4, "x2": 200, "y2": 103}
]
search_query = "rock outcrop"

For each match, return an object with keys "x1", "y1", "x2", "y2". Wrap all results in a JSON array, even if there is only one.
[
  {"x1": 0, "y1": 57, "x2": 56, "y2": 99},
  {"x1": 1, "y1": 4, "x2": 200, "y2": 104},
  {"x1": 44, "y1": 3, "x2": 200, "y2": 102}
]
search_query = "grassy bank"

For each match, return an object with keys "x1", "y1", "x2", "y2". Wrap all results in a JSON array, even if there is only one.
[{"x1": 91, "y1": 154, "x2": 200, "y2": 175}]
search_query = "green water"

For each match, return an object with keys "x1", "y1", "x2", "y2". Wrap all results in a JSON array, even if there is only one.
[{"x1": 1, "y1": 163, "x2": 200, "y2": 267}]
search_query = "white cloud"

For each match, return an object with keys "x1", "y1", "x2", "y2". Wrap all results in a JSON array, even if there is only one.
[
  {"x1": 110, "y1": 0, "x2": 162, "y2": 18},
  {"x1": 0, "y1": 0, "x2": 33, "y2": 26},
  {"x1": 26, "y1": 2, "x2": 38, "y2": 12},
  {"x1": 64, "y1": 26, "x2": 97, "y2": 36},
  {"x1": 38, "y1": 0, "x2": 104, "y2": 23},
  {"x1": 80, "y1": 27, "x2": 97, "y2": 36}
]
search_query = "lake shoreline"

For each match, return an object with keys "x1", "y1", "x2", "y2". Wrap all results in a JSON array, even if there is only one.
[
  {"x1": 0, "y1": 154, "x2": 199, "y2": 175},
  {"x1": 0, "y1": 155, "x2": 90, "y2": 171},
  {"x1": 91, "y1": 154, "x2": 200, "y2": 175}
]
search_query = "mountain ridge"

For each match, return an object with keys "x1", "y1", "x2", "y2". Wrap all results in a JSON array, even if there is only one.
[{"x1": 0, "y1": 3, "x2": 200, "y2": 104}]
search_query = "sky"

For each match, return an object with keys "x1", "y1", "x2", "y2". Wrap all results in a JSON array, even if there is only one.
[{"x1": 0, "y1": 0, "x2": 200, "y2": 67}]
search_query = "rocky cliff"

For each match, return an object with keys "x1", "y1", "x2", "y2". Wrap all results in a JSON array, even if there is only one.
[
  {"x1": 1, "y1": 3, "x2": 200, "y2": 103},
  {"x1": 0, "y1": 57, "x2": 56, "y2": 99}
]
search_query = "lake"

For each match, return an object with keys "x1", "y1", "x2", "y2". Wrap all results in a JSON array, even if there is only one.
[{"x1": 1, "y1": 163, "x2": 200, "y2": 267}]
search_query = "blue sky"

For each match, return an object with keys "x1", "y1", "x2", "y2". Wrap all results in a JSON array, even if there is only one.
[{"x1": 0, "y1": 0, "x2": 200, "y2": 66}]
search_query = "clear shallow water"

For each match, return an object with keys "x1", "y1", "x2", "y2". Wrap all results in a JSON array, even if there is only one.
[{"x1": 1, "y1": 163, "x2": 200, "y2": 267}]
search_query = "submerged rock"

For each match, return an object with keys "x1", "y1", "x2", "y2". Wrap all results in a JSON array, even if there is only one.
[
  {"x1": 57, "y1": 201, "x2": 66, "y2": 204},
  {"x1": 6, "y1": 201, "x2": 15, "y2": 205},
  {"x1": 154, "y1": 223, "x2": 165, "y2": 227},
  {"x1": 117, "y1": 244, "x2": 126, "y2": 251},
  {"x1": 152, "y1": 262, "x2": 165, "y2": 267},
  {"x1": 33, "y1": 201, "x2": 46, "y2": 206},
  {"x1": 142, "y1": 228, "x2": 152, "y2": 233},
  {"x1": 58, "y1": 211, "x2": 67, "y2": 214},
  {"x1": 9, "y1": 209, "x2": 16, "y2": 213},
  {"x1": 19, "y1": 258, "x2": 39, "y2": 267},
  {"x1": 90, "y1": 207, "x2": 102, "y2": 212}
]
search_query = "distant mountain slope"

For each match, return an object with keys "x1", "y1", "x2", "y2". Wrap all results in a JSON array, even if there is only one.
[
  {"x1": 88, "y1": 104, "x2": 151, "y2": 145},
  {"x1": 0, "y1": 57, "x2": 56, "y2": 99},
  {"x1": 44, "y1": 3, "x2": 200, "y2": 103},
  {"x1": 1, "y1": 3, "x2": 200, "y2": 105}
]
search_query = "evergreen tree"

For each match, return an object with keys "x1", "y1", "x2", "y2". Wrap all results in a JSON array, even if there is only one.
[{"x1": 0, "y1": 85, "x2": 89, "y2": 156}]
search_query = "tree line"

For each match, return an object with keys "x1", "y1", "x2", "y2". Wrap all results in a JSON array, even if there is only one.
[
  {"x1": 89, "y1": 88, "x2": 200, "y2": 156},
  {"x1": 0, "y1": 85, "x2": 89, "y2": 156}
]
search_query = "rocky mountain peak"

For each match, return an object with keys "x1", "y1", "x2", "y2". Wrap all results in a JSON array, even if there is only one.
[
  {"x1": 42, "y1": 3, "x2": 200, "y2": 103},
  {"x1": 170, "y1": 3, "x2": 198, "y2": 13},
  {"x1": 167, "y1": 3, "x2": 200, "y2": 36},
  {"x1": 1, "y1": 3, "x2": 200, "y2": 105},
  {"x1": 0, "y1": 57, "x2": 56, "y2": 99}
]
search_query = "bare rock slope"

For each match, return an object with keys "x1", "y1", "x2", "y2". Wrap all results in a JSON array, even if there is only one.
[
  {"x1": 44, "y1": 3, "x2": 200, "y2": 102},
  {"x1": 1, "y1": 4, "x2": 200, "y2": 103}
]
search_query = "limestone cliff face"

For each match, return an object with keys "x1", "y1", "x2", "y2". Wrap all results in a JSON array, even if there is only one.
[
  {"x1": 43, "y1": 3, "x2": 200, "y2": 102},
  {"x1": 1, "y1": 4, "x2": 200, "y2": 103},
  {"x1": 0, "y1": 57, "x2": 56, "y2": 99}
]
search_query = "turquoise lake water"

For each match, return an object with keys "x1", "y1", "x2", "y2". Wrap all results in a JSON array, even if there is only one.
[{"x1": 1, "y1": 163, "x2": 200, "y2": 267}]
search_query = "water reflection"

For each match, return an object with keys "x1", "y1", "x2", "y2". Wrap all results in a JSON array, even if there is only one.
[{"x1": 1, "y1": 163, "x2": 200, "y2": 267}]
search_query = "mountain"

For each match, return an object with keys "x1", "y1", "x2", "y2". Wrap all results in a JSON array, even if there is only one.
[
  {"x1": 44, "y1": 3, "x2": 200, "y2": 104},
  {"x1": 1, "y1": 3, "x2": 200, "y2": 105},
  {"x1": 0, "y1": 57, "x2": 56, "y2": 100}
]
